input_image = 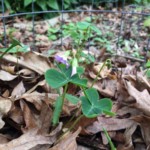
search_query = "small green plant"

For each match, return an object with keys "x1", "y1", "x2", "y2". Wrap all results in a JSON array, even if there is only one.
[
  {"x1": 45, "y1": 19, "x2": 115, "y2": 127},
  {"x1": 144, "y1": 17, "x2": 150, "y2": 27},
  {"x1": 62, "y1": 21, "x2": 102, "y2": 48},
  {"x1": 48, "y1": 20, "x2": 115, "y2": 57},
  {"x1": 62, "y1": 21, "x2": 102, "y2": 64},
  {"x1": 0, "y1": 39, "x2": 24, "y2": 59},
  {"x1": 46, "y1": 18, "x2": 115, "y2": 130},
  {"x1": 2, "y1": 0, "x2": 78, "y2": 18},
  {"x1": 133, "y1": 0, "x2": 150, "y2": 5},
  {"x1": 145, "y1": 60, "x2": 150, "y2": 78},
  {"x1": 47, "y1": 28, "x2": 59, "y2": 41},
  {"x1": 45, "y1": 57, "x2": 114, "y2": 126},
  {"x1": 47, "y1": 21, "x2": 103, "y2": 64}
]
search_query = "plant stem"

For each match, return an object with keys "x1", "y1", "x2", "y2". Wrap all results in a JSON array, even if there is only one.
[
  {"x1": 58, "y1": 84, "x2": 68, "y2": 121},
  {"x1": 68, "y1": 114, "x2": 84, "y2": 131},
  {"x1": 103, "y1": 127, "x2": 116, "y2": 150},
  {"x1": 61, "y1": 84, "x2": 68, "y2": 106},
  {"x1": 56, "y1": 114, "x2": 84, "y2": 144},
  {"x1": 90, "y1": 60, "x2": 107, "y2": 88},
  {"x1": 76, "y1": 26, "x2": 91, "y2": 62},
  {"x1": 52, "y1": 84, "x2": 68, "y2": 126},
  {"x1": 63, "y1": 105, "x2": 81, "y2": 129}
]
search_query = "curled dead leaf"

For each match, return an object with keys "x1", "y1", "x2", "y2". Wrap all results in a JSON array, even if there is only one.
[
  {"x1": 49, "y1": 127, "x2": 81, "y2": 150},
  {"x1": 132, "y1": 115, "x2": 150, "y2": 147},
  {"x1": 0, "y1": 123, "x2": 62, "y2": 150},
  {"x1": 0, "y1": 98, "x2": 12, "y2": 129},
  {"x1": 11, "y1": 81, "x2": 26, "y2": 98},
  {"x1": 2, "y1": 51, "x2": 51, "y2": 75},
  {"x1": 85, "y1": 117, "x2": 135, "y2": 134},
  {"x1": 124, "y1": 80, "x2": 150, "y2": 116},
  {"x1": 0, "y1": 70, "x2": 17, "y2": 81}
]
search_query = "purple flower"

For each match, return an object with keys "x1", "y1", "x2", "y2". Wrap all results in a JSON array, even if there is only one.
[{"x1": 55, "y1": 55, "x2": 69, "y2": 68}]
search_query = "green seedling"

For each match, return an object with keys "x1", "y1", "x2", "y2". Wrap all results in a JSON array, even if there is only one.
[
  {"x1": 47, "y1": 27, "x2": 59, "y2": 41},
  {"x1": 0, "y1": 39, "x2": 23, "y2": 59},
  {"x1": 45, "y1": 64, "x2": 87, "y2": 125},
  {"x1": 62, "y1": 21, "x2": 101, "y2": 63},
  {"x1": 144, "y1": 17, "x2": 150, "y2": 27},
  {"x1": 145, "y1": 60, "x2": 150, "y2": 78},
  {"x1": 45, "y1": 57, "x2": 114, "y2": 126}
]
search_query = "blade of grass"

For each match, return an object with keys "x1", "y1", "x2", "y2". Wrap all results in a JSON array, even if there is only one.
[{"x1": 0, "y1": 39, "x2": 22, "y2": 59}]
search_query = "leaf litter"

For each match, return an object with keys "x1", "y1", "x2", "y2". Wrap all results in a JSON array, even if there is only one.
[{"x1": 0, "y1": 3, "x2": 150, "y2": 150}]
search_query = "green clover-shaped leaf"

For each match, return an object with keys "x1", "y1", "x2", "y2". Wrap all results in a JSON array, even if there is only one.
[
  {"x1": 45, "y1": 66, "x2": 87, "y2": 89},
  {"x1": 81, "y1": 88, "x2": 114, "y2": 118},
  {"x1": 45, "y1": 69, "x2": 69, "y2": 89}
]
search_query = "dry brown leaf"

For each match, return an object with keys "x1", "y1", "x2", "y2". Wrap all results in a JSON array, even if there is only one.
[
  {"x1": 0, "y1": 70, "x2": 17, "y2": 81},
  {"x1": 134, "y1": 143, "x2": 146, "y2": 150},
  {"x1": 0, "y1": 123, "x2": 62, "y2": 150},
  {"x1": 124, "y1": 73, "x2": 150, "y2": 92},
  {"x1": 77, "y1": 145, "x2": 91, "y2": 150},
  {"x1": 132, "y1": 115, "x2": 150, "y2": 147},
  {"x1": 88, "y1": 71, "x2": 101, "y2": 80},
  {"x1": 124, "y1": 80, "x2": 150, "y2": 116},
  {"x1": 2, "y1": 90, "x2": 10, "y2": 98},
  {"x1": 20, "y1": 100, "x2": 37, "y2": 132},
  {"x1": 92, "y1": 79, "x2": 117, "y2": 98},
  {"x1": 2, "y1": 51, "x2": 51, "y2": 75},
  {"x1": 20, "y1": 92, "x2": 58, "y2": 110},
  {"x1": 69, "y1": 116, "x2": 97, "y2": 135},
  {"x1": 17, "y1": 68, "x2": 35, "y2": 76},
  {"x1": 1, "y1": 64, "x2": 15, "y2": 74},
  {"x1": 138, "y1": 73, "x2": 150, "y2": 89},
  {"x1": 113, "y1": 132, "x2": 125, "y2": 143},
  {"x1": 35, "y1": 24, "x2": 48, "y2": 34},
  {"x1": 0, "y1": 129, "x2": 57, "y2": 150},
  {"x1": 8, "y1": 104, "x2": 23, "y2": 125},
  {"x1": 93, "y1": 63, "x2": 111, "y2": 78},
  {"x1": 20, "y1": 92, "x2": 76, "y2": 116},
  {"x1": 0, "y1": 98, "x2": 12, "y2": 129},
  {"x1": 11, "y1": 81, "x2": 26, "y2": 98},
  {"x1": 85, "y1": 117, "x2": 135, "y2": 134},
  {"x1": 49, "y1": 127, "x2": 81, "y2": 150},
  {"x1": 37, "y1": 101, "x2": 52, "y2": 134},
  {"x1": 117, "y1": 144, "x2": 134, "y2": 150},
  {"x1": 17, "y1": 68, "x2": 36, "y2": 80},
  {"x1": 26, "y1": 80, "x2": 47, "y2": 94},
  {"x1": 117, "y1": 124, "x2": 137, "y2": 150},
  {"x1": 117, "y1": 106, "x2": 141, "y2": 117},
  {"x1": 0, "y1": 134, "x2": 10, "y2": 144}
]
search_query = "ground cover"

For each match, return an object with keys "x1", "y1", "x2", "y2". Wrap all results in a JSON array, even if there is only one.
[{"x1": 0, "y1": 3, "x2": 149, "y2": 150}]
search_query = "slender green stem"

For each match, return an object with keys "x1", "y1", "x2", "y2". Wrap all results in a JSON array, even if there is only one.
[
  {"x1": 76, "y1": 26, "x2": 91, "y2": 62},
  {"x1": 60, "y1": 84, "x2": 68, "y2": 114},
  {"x1": 103, "y1": 127, "x2": 116, "y2": 150},
  {"x1": 63, "y1": 105, "x2": 81, "y2": 129},
  {"x1": 76, "y1": 39, "x2": 82, "y2": 62},
  {"x1": 56, "y1": 114, "x2": 84, "y2": 144},
  {"x1": 53, "y1": 84, "x2": 68, "y2": 126},
  {"x1": 61, "y1": 84, "x2": 68, "y2": 106},
  {"x1": 90, "y1": 60, "x2": 107, "y2": 88},
  {"x1": 63, "y1": 87, "x2": 87, "y2": 129},
  {"x1": 68, "y1": 114, "x2": 84, "y2": 131}
]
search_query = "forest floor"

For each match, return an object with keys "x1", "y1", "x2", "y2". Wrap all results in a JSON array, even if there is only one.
[{"x1": 0, "y1": 4, "x2": 149, "y2": 150}]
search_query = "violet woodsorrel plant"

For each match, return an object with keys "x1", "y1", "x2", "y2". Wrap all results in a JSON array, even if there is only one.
[{"x1": 45, "y1": 56, "x2": 114, "y2": 126}]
